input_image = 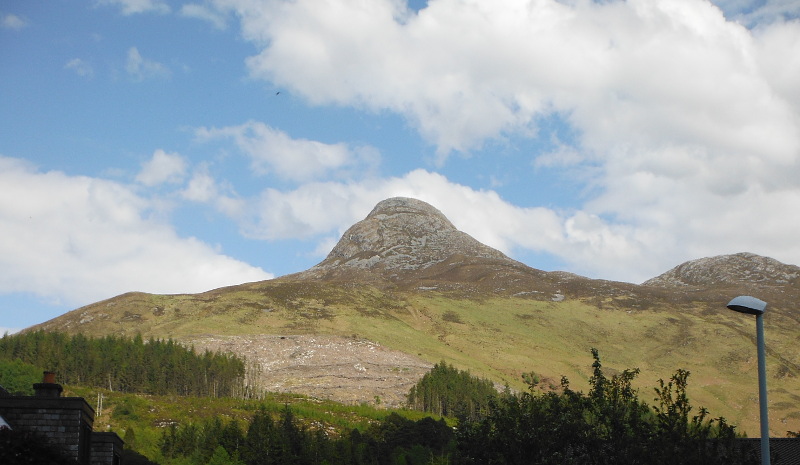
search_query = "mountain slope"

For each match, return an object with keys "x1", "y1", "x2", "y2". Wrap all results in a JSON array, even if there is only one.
[
  {"x1": 27, "y1": 198, "x2": 800, "y2": 436},
  {"x1": 644, "y1": 252, "x2": 800, "y2": 287}
]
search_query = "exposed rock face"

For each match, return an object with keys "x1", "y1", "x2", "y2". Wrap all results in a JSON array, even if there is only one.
[
  {"x1": 185, "y1": 334, "x2": 433, "y2": 408},
  {"x1": 643, "y1": 252, "x2": 800, "y2": 287},
  {"x1": 308, "y1": 197, "x2": 514, "y2": 277}
]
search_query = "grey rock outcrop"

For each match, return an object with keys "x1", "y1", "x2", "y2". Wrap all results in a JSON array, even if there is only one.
[
  {"x1": 309, "y1": 197, "x2": 513, "y2": 275},
  {"x1": 643, "y1": 252, "x2": 800, "y2": 287}
]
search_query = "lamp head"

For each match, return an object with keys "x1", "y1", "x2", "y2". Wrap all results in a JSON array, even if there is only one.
[{"x1": 727, "y1": 295, "x2": 767, "y2": 316}]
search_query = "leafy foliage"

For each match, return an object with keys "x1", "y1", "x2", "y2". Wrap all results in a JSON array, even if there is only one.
[
  {"x1": 0, "y1": 358, "x2": 41, "y2": 395},
  {"x1": 151, "y1": 353, "x2": 757, "y2": 465},
  {"x1": 0, "y1": 331, "x2": 245, "y2": 397},
  {"x1": 406, "y1": 360, "x2": 497, "y2": 420},
  {"x1": 159, "y1": 406, "x2": 455, "y2": 465},
  {"x1": 456, "y1": 349, "x2": 755, "y2": 465}
]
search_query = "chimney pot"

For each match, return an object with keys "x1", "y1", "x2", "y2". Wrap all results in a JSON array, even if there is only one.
[{"x1": 34, "y1": 371, "x2": 63, "y2": 398}]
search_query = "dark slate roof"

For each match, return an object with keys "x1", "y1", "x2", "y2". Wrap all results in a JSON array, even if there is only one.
[{"x1": 738, "y1": 438, "x2": 800, "y2": 465}]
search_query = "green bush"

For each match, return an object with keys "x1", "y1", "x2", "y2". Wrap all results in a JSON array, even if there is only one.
[
  {"x1": 456, "y1": 349, "x2": 753, "y2": 465},
  {"x1": 0, "y1": 358, "x2": 41, "y2": 395}
]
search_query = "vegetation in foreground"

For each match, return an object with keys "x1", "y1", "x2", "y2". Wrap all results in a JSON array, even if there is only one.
[
  {"x1": 0, "y1": 330, "x2": 768, "y2": 464},
  {"x1": 458, "y1": 350, "x2": 756, "y2": 464},
  {"x1": 109, "y1": 351, "x2": 762, "y2": 464}
]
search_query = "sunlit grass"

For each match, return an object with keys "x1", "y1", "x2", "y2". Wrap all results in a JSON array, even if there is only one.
[{"x1": 50, "y1": 283, "x2": 800, "y2": 437}]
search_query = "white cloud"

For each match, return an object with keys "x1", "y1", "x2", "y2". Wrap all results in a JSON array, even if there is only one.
[
  {"x1": 0, "y1": 155, "x2": 272, "y2": 307},
  {"x1": 181, "y1": 3, "x2": 228, "y2": 29},
  {"x1": 136, "y1": 149, "x2": 187, "y2": 186},
  {"x1": 196, "y1": 121, "x2": 380, "y2": 182},
  {"x1": 179, "y1": 165, "x2": 244, "y2": 219},
  {"x1": 64, "y1": 58, "x2": 94, "y2": 78},
  {"x1": 182, "y1": 169, "x2": 218, "y2": 202},
  {"x1": 753, "y1": 19, "x2": 800, "y2": 111},
  {"x1": 1, "y1": 13, "x2": 27, "y2": 30},
  {"x1": 711, "y1": 0, "x2": 800, "y2": 25},
  {"x1": 218, "y1": 163, "x2": 799, "y2": 282},
  {"x1": 204, "y1": 0, "x2": 800, "y2": 281},
  {"x1": 216, "y1": 0, "x2": 799, "y2": 160},
  {"x1": 95, "y1": 0, "x2": 170, "y2": 15},
  {"x1": 230, "y1": 169, "x2": 567, "y2": 261},
  {"x1": 125, "y1": 47, "x2": 171, "y2": 81}
]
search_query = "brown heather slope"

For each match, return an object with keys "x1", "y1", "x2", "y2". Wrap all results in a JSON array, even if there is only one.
[{"x1": 28, "y1": 198, "x2": 800, "y2": 436}]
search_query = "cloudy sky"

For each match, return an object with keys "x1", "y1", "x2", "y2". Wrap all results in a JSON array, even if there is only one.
[{"x1": 2, "y1": 0, "x2": 799, "y2": 333}]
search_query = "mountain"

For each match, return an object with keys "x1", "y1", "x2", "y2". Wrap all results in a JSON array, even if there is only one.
[
  {"x1": 307, "y1": 197, "x2": 515, "y2": 276},
  {"x1": 644, "y1": 252, "x2": 800, "y2": 287},
  {"x1": 642, "y1": 252, "x2": 800, "y2": 314},
  {"x1": 294, "y1": 196, "x2": 559, "y2": 295},
  {"x1": 27, "y1": 197, "x2": 800, "y2": 436}
]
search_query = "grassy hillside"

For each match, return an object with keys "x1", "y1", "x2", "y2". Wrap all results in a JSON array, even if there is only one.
[
  {"x1": 65, "y1": 384, "x2": 428, "y2": 464},
  {"x1": 32, "y1": 278, "x2": 800, "y2": 437}
]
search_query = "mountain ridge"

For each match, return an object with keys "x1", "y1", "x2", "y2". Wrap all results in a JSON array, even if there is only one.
[
  {"x1": 24, "y1": 197, "x2": 800, "y2": 436},
  {"x1": 644, "y1": 252, "x2": 800, "y2": 288}
]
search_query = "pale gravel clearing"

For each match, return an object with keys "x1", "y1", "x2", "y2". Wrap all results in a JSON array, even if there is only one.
[{"x1": 184, "y1": 334, "x2": 433, "y2": 407}]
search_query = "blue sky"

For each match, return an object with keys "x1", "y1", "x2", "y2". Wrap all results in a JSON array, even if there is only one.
[{"x1": 2, "y1": 0, "x2": 799, "y2": 333}]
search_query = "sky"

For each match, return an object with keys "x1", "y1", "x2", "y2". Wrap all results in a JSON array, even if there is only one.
[{"x1": 1, "y1": 0, "x2": 799, "y2": 334}]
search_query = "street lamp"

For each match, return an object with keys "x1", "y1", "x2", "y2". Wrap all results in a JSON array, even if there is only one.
[{"x1": 727, "y1": 295, "x2": 770, "y2": 465}]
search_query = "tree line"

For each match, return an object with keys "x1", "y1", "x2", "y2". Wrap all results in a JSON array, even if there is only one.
[
  {"x1": 155, "y1": 350, "x2": 761, "y2": 465},
  {"x1": 0, "y1": 330, "x2": 246, "y2": 397},
  {"x1": 406, "y1": 361, "x2": 497, "y2": 421},
  {"x1": 158, "y1": 406, "x2": 454, "y2": 465}
]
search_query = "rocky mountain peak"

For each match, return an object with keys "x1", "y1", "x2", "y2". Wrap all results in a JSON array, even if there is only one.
[
  {"x1": 308, "y1": 197, "x2": 512, "y2": 276},
  {"x1": 642, "y1": 252, "x2": 800, "y2": 288}
]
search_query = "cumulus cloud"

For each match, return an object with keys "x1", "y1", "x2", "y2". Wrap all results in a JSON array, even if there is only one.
[
  {"x1": 95, "y1": 0, "x2": 170, "y2": 15},
  {"x1": 221, "y1": 169, "x2": 638, "y2": 281},
  {"x1": 180, "y1": 3, "x2": 228, "y2": 29},
  {"x1": 200, "y1": 0, "x2": 800, "y2": 281},
  {"x1": 126, "y1": 46, "x2": 171, "y2": 81},
  {"x1": 711, "y1": 0, "x2": 800, "y2": 25},
  {"x1": 196, "y1": 121, "x2": 380, "y2": 182},
  {"x1": 227, "y1": 170, "x2": 565, "y2": 262},
  {"x1": 212, "y1": 0, "x2": 799, "y2": 160},
  {"x1": 179, "y1": 164, "x2": 244, "y2": 218},
  {"x1": 181, "y1": 168, "x2": 218, "y2": 202},
  {"x1": 1, "y1": 13, "x2": 27, "y2": 30},
  {"x1": 0, "y1": 155, "x2": 272, "y2": 306},
  {"x1": 136, "y1": 149, "x2": 188, "y2": 186},
  {"x1": 753, "y1": 19, "x2": 800, "y2": 111},
  {"x1": 64, "y1": 58, "x2": 94, "y2": 78},
  {"x1": 233, "y1": 168, "x2": 800, "y2": 282}
]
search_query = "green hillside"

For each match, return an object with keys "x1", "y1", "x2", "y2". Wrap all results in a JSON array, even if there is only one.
[{"x1": 30, "y1": 278, "x2": 800, "y2": 437}]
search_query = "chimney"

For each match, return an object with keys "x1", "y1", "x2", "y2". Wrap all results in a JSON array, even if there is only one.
[{"x1": 33, "y1": 371, "x2": 63, "y2": 398}]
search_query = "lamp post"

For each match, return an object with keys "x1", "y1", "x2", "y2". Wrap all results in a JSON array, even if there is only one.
[{"x1": 727, "y1": 295, "x2": 770, "y2": 465}]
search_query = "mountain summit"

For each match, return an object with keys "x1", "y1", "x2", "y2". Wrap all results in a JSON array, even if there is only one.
[
  {"x1": 643, "y1": 252, "x2": 800, "y2": 288},
  {"x1": 300, "y1": 197, "x2": 524, "y2": 284}
]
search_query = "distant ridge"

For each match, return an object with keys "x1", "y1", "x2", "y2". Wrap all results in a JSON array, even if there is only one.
[{"x1": 643, "y1": 252, "x2": 800, "y2": 288}]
